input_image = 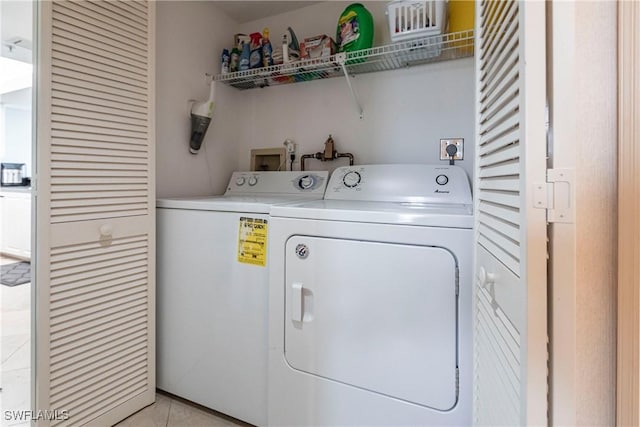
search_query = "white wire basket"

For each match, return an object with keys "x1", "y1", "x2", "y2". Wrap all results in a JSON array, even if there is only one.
[{"x1": 387, "y1": 0, "x2": 448, "y2": 42}]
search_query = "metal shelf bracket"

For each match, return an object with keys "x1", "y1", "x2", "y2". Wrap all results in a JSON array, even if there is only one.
[{"x1": 336, "y1": 53, "x2": 364, "y2": 119}]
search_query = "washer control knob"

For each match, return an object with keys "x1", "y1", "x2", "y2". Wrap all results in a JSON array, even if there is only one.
[
  {"x1": 436, "y1": 174, "x2": 449, "y2": 186},
  {"x1": 298, "y1": 175, "x2": 315, "y2": 190},
  {"x1": 343, "y1": 171, "x2": 361, "y2": 188},
  {"x1": 235, "y1": 176, "x2": 246, "y2": 186},
  {"x1": 248, "y1": 176, "x2": 258, "y2": 186}
]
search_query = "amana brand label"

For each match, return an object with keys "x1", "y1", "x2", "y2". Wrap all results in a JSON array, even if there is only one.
[{"x1": 238, "y1": 217, "x2": 268, "y2": 266}]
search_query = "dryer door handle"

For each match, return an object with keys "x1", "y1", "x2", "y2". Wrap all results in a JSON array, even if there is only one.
[
  {"x1": 292, "y1": 283, "x2": 304, "y2": 322},
  {"x1": 291, "y1": 283, "x2": 314, "y2": 323}
]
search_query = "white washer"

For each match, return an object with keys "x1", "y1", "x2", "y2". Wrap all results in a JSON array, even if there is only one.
[
  {"x1": 156, "y1": 171, "x2": 328, "y2": 426},
  {"x1": 268, "y1": 164, "x2": 473, "y2": 426}
]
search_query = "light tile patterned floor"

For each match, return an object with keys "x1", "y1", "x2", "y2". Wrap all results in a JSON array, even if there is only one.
[
  {"x1": 115, "y1": 392, "x2": 251, "y2": 427},
  {"x1": 0, "y1": 255, "x2": 31, "y2": 427}
]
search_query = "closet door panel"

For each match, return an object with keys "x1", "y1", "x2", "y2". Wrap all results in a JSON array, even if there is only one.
[
  {"x1": 36, "y1": 1, "x2": 155, "y2": 425},
  {"x1": 473, "y1": 1, "x2": 548, "y2": 425}
]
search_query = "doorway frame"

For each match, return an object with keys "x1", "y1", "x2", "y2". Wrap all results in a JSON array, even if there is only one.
[{"x1": 617, "y1": 1, "x2": 640, "y2": 425}]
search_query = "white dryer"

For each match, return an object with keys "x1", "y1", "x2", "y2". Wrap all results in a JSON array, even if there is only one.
[
  {"x1": 268, "y1": 164, "x2": 473, "y2": 426},
  {"x1": 156, "y1": 171, "x2": 327, "y2": 426}
]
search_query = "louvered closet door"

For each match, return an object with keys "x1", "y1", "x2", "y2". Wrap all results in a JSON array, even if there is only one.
[
  {"x1": 35, "y1": 1, "x2": 155, "y2": 425},
  {"x1": 473, "y1": 1, "x2": 547, "y2": 425}
]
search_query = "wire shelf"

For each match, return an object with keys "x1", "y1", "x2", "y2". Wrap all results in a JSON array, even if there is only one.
[{"x1": 214, "y1": 29, "x2": 474, "y2": 90}]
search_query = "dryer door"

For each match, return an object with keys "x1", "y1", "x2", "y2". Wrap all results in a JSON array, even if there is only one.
[{"x1": 284, "y1": 235, "x2": 459, "y2": 410}]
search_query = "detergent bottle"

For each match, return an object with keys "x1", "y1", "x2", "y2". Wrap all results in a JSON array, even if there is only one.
[
  {"x1": 221, "y1": 49, "x2": 230, "y2": 74},
  {"x1": 249, "y1": 32, "x2": 263, "y2": 69},
  {"x1": 239, "y1": 41, "x2": 250, "y2": 71},
  {"x1": 336, "y1": 3, "x2": 374, "y2": 52}
]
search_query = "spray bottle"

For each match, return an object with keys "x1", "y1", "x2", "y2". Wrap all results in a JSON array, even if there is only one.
[
  {"x1": 189, "y1": 80, "x2": 216, "y2": 154},
  {"x1": 282, "y1": 27, "x2": 300, "y2": 63},
  {"x1": 282, "y1": 32, "x2": 290, "y2": 64}
]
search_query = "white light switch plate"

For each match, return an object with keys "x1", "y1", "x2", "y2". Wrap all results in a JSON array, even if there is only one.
[{"x1": 440, "y1": 138, "x2": 464, "y2": 160}]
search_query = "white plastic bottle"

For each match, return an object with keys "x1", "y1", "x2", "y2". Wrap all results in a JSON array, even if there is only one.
[{"x1": 282, "y1": 32, "x2": 290, "y2": 64}]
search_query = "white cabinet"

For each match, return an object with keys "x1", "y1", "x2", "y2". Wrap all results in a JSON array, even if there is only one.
[{"x1": 0, "y1": 190, "x2": 31, "y2": 260}]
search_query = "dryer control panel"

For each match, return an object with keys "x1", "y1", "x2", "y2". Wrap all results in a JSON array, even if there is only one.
[{"x1": 326, "y1": 164, "x2": 472, "y2": 205}]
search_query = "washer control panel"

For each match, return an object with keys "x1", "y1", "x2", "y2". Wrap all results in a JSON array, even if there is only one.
[
  {"x1": 297, "y1": 174, "x2": 318, "y2": 190},
  {"x1": 226, "y1": 171, "x2": 328, "y2": 196},
  {"x1": 326, "y1": 164, "x2": 472, "y2": 205}
]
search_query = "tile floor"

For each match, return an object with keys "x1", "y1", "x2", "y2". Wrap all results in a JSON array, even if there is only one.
[
  {"x1": 115, "y1": 392, "x2": 251, "y2": 427},
  {"x1": 0, "y1": 255, "x2": 31, "y2": 427}
]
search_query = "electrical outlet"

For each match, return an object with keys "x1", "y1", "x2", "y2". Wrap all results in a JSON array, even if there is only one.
[
  {"x1": 440, "y1": 138, "x2": 464, "y2": 161},
  {"x1": 283, "y1": 139, "x2": 296, "y2": 155}
]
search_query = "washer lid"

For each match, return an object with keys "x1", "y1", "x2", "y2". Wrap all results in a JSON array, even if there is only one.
[
  {"x1": 270, "y1": 199, "x2": 473, "y2": 228},
  {"x1": 156, "y1": 195, "x2": 319, "y2": 214}
]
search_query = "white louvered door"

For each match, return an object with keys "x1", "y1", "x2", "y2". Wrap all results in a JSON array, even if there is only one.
[
  {"x1": 35, "y1": 1, "x2": 155, "y2": 425},
  {"x1": 473, "y1": 0, "x2": 547, "y2": 425}
]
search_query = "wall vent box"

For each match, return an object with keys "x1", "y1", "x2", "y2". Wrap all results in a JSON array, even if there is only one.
[{"x1": 251, "y1": 148, "x2": 286, "y2": 171}]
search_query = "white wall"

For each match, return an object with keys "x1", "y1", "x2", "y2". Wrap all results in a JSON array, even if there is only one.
[
  {"x1": 572, "y1": 1, "x2": 617, "y2": 424},
  {"x1": 156, "y1": 1, "x2": 241, "y2": 198},
  {"x1": 156, "y1": 1, "x2": 475, "y2": 198},
  {"x1": 237, "y1": 60, "x2": 474, "y2": 177},
  {"x1": 549, "y1": 1, "x2": 617, "y2": 425},
  {"x1": 234, "y1": 1, "x2": 475, "y2": 179},
  {"x1": 1, "y1": 87, "x2": 32, "y2": 177},
  {"x1": 0, "y1": 0, "x2": 33, "y2": 62}
]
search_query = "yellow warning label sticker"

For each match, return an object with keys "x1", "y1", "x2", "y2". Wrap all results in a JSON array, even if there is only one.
[{"x1": 238, "y1": 217, "x2": 268, "y2": 266}]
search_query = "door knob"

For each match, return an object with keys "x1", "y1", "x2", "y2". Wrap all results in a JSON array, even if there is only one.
[
  {"x1": 479, "y1": 267, "x2": 496, "y2": 287},
  {"x1": 99, "y1": 224, "x2": 113, "y2": 237}
]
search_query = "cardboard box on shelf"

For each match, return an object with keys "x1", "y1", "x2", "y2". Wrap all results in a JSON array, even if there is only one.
[
  {"x1": 300, "y1": 35, "x2": 337, "y2": 60},
  {"x1": 234, "y1": 33, "x2": 251, "y2": 50}
]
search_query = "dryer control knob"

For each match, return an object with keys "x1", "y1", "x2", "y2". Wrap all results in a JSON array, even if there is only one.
[
  {"x1": 235, "y1": 176, "x2": 246, "y2": 186},
  {"x1": 436, "y1": 174, "x2": 449, "y2": 186},
  {"x1": 298, "y1": 175, "x2": 315, "y2": 190},
  {"x1": 248, "y1": 176, "x2": 258, "y2": 186},
  {"x1": 343, "y1": 171, "x2": 361, "y2": 188}
]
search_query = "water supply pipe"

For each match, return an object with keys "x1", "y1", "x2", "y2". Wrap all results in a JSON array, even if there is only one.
[{"x1": 300, "y1": 135, "x2": 355, "y2": 171}]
